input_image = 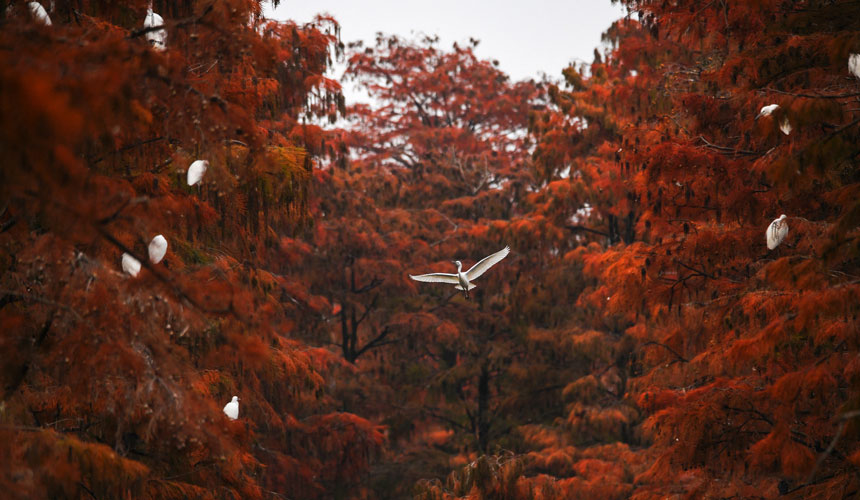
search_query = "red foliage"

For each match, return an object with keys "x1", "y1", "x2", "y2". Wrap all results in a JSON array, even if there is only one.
[
  {"x1": 522, "y1": 0, "x2": 860, "y2": 497},
  {"x1": 5, "y1": 1, "x2": 860, "y2": 498},
  {"x1": 0, "y1": 2, "x2": 381, "y2": 498}
]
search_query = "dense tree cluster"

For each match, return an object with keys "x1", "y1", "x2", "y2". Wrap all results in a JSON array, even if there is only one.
[
  {"x1": 509, "y1": 0, "x2": 860, "y2": 497},
  {"x1": 0, "y1": 2, "x2": 381, "y2": 498},
  {"x1": 2, "y1": 1, "x2": 859, "y2": 499}
]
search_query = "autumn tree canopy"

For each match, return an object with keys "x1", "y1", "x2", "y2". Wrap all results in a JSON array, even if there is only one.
[
  {"x1": 2, "y1": 1, "x2": 860, "y2": 499},
  {"x1": 509, "y1": 0, "x2": 860, "y2": 498},
  {"x1": 0, "y1": 2, "x2": 382, "y2": 498}
]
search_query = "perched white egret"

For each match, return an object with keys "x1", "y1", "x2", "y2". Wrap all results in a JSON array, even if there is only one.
[
  {"x1": 756, "y1": 104, "x2": 779, "y2": 119},
  {"x1": 223, "y1": 396, "x2": 239, "y2": 420},
  {"x1": 121, "y1": 253, "x2": 141, "y2": 277},
  {"x1": 148, "y1": 235, "x2": 168, "y2": 264},
  {"x1": 28, "y1": 2, "x2": 51, "y2": 25},
  {"x1": 849, "y1": 53, "x2": 860, "y2": 80},
  {"x1": 410, "y1": 246, "x2": 510, "y2": 299},
  {"x1": 187, "y1": 160, "x2": 208, "y2": 186},
  {"x1": 779, "y1": 116, "x2": 792, "y2": 135},
  {"x1": 143, "y1": 9, "x2": 167, "y2": 51},
  {"x1": 766, "y1": 214, "x2": 789, "y2": 250},
  {"x1": 755, "y1": 104, "x2": 791, "y2": 134}
]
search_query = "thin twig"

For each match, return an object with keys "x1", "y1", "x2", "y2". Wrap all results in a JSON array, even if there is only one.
[
  {"x1": 0, "y1": 289, "x2": 82, "y2": 321},
  {"x1": 802, "y1": 410, "x2": 860, "y2": 485},
  {"x1": 697, "y1": 135, "x2": 762, "y2": 157},
  {"x1": 127, "y1": 4, "x2": 215, "y2": 40},
  {"x1": 762, "y1": 87, "x2": 860, "y2": 100},
  {"x1": 642, "y1": 340, "x2": 688, "y2": 363}
]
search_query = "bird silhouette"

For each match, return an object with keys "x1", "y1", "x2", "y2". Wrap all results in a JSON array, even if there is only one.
[{"x1": 410, "y1": 246, "x2": 510, "y2": 299}]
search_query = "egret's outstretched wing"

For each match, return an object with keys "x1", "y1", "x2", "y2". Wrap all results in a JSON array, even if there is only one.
[
  {"x1": 465, "y1": 246, "x2": 510, "y2": 281},
  {"x1": 410, "y1": 272, "x2": 459, "y2": 284}
]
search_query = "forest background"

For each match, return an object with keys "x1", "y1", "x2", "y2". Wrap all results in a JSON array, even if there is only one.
[{"x1": 1, "y1": 1, "x2": 859, "y2": 499}]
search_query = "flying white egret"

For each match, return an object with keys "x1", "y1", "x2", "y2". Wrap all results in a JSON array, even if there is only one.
[
  {"x1": 756, "y1": 104, "x2": 779, "y2": 119},
  {"x1": 187, "y1": 160, "x2": 208, "y2": 186},
  {"x1": 148, "y1": 235, "x2": 168, "y2": 264},
  {"x1": 28, "y1": 2, "x2": 51, "y2": 25},
  {"x1": 121, "y1": 253, "x2": 141, "y2": 276},
  {"x1": 766, "y1": 214, "x2": 789, "y2": 250},
  {"x1": 410, "y1": 246, "x2": 510, "y2": 299},
  {"x1": 223, "y1": 396, "x2": 239, "y2": 420},
  {"x1": 849, "y1": 53, "x2": 860, "y2": 80},
  {"x1": 143, "y1": 9, "x2": 167, "y2": 51}
]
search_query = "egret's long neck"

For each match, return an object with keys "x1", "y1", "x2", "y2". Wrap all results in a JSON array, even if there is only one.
[{"x1": 456, "y1": 262, "x2": 463, "y2": 272}]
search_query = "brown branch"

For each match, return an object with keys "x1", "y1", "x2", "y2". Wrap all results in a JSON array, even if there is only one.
[
  {"x1": 819, "y1": 117, "x2": 860, "y2": 145},
  {"x1": 762, "y1": 87, "x2": 860, "y2": 100},
  {"x1": 0, "y1": 289, "x2": 82, "y2": 321},
  {"x1": 87, "y1": 136, "x2": 165, "y2": 165},
  {"x1": 96, "y1": 196, "x2": 148, "y2": 226},
  {"x1": 150, "y1": 157, "x2": 174, "y2": 174},
  {"x1": 355, "y1": 326, "x2": 394, "y2": 358},
  {"x1": 674, "y1": 259, "x2": 717, "y2": 280},
  {"x1": 404, "y1": 404, "x2": 472, "y2": 433},
  {"x1": 697, "y1": 136, "x2": 762, "y2": 157},
  {"x1": 429, "y1": 210, "x2": 460, "y2": 247},
  {"x1": 642, "y1": 340, "x2": 688, "y2": 363},
  {"x1": 0, "y1": 216, "x2": 17, "y2": 233},
  {"x1": 127, "y1": 4, "x2": 214, "y2": 40},
  {"x1": 566, "y1": 224, "x2": 610, "y2": 237},
  {"x1": 354, "y1": 294, "x2": 379, "y2": 327},
  {"x1": 723, "y1": 404, "x2": 774, "y2": 426},
  {"x1": 428, "y1": 291, "x2": 459, "y2": 312},
  {"x1": 353, "y1": 277, "x2": 383, "y2": 294},
  {"x1": 802, "y1": 410, "x2": 860, "y2": 486}
]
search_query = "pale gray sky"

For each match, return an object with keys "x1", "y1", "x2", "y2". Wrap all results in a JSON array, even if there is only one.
[{"x1": 264, "y1": 1, "x2": 626, "y2": 85}]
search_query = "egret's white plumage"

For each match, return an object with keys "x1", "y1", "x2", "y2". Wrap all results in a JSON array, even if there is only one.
[
  {"x1": 757, "y1": 104, "x2": 779, "y2": 118},
  {"x1": 223, "y1": 396, "x2": 239, "y2": 420},
  {"x1": 28, "y1": 2, "x2": 51, "y2": 25},
  {"x1": 143, "y1": 9, "x2": 167, "y2": 51},
  {"x1": 755, "y1": 104, "x2": 791, "y2": 134},
  {"x1": 148, "y1": 235, "x2": 168, "y2": 263},
  {"x1": 849, "y1": 53, "x2": 860, "y2": 80},
  {"x1": 766, "y1": 214, "x2": 789, "y2": 250},
  {"x1": 779, "y1": 116, "x2": 792, "y2": 135},
  {"x1": 122, "y1": 253, "x2": 141, "y2": 276},
  {"x1": 187, "y1": 160, "x2": 208, "y2": 186},
  {"x1": 410, "y1": 246, "x2": 510, "y2": 298}
]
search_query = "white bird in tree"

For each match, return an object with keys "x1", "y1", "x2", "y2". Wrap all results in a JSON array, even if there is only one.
[
  {"x1": 143, "y1": 8, "x2": 167, "y2": 51},
  {"x1": 148, "y1": 235, "x2": 168, "y2": 263},
  {"x1": 849, "y1": 53, "x2": 860, "y2": 80},
  {"x1": 755, "y1": 104, "x2": 791, "y2": 135},
  {"x1": 121, "y1": 253, "x2": 141, "y2": 277},
  {"x1": 223, "y1": 396, "x2": 239, "y2": 420},
  {"x1": 766, "y1": 214, "x2": 789, "y2": 250},
  {"x1": 187, "y1": 160, "x2": 208, "y2": 186},
  {"x1": 410, "y1": 246, "x2": 510, "y2": 299},
  {"x1": 28, "y1": 2, "x2": 51, "y2": 25},
  {"x1": 756, "y1": 104, "x2": 779, "y2": 119}
]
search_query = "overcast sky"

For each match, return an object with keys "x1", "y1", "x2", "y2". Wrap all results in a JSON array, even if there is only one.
[{"x1": 264, "y1": 1, "x2": 626, "y2": 88}]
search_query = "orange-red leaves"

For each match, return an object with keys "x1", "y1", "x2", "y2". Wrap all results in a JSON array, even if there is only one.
[
  {"x1": 636, "y1": 388, "x2": 681, "y2": 414},
  {"x1": 749, "y1": 423, "x2": 815, "y2": 479}
]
